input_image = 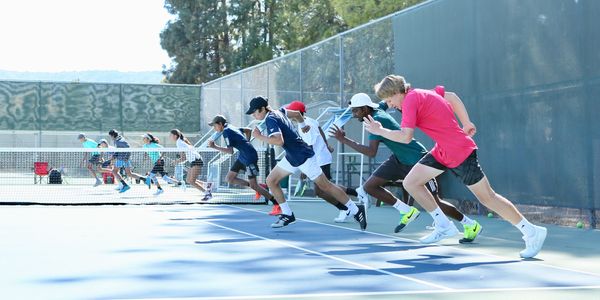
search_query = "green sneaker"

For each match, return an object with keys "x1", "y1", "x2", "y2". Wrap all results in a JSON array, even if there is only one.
[
  {"x1": 459, "y1": 221, "x2": 482, "y2": 243},
  {"x1": 394, "y1": 207, "x2": 420, "y2": 233}
]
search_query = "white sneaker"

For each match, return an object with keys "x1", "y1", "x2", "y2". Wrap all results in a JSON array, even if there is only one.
[
  {"x1": 334, "y1": 210, "x2": 350, "y2": 223},
  {"x1": 519, "y1": 226, "x2": 547, "y2": 258},
  {"x1": 115, "y1": 183, "x2": 123, "y2": 191},
  {"x1": 356, "y1": 186, "x2": 370, "y2": 208},
  {"x1": 93, "y1": 178, "x2": 102, "y2": 187},
  {"x1": 180, "y1": 182, "x2": 187, "y2": 191},
  {"x1": 153, "y1": 189, "x2": 164, "y2": 196},
  {"x1": 419, "y1": 223, "x2": 459, "y2": 244}
]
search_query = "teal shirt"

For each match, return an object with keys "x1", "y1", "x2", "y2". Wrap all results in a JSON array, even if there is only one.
[
  {"x1": 82, "y1": 139, "x2": 99, "y2": 156},
  {"x1": 368, "y1": 102, "x2": 428, "y2": 165},
  {"x1": 143, "y1": 143, "x2": 162, "y2": 163}
]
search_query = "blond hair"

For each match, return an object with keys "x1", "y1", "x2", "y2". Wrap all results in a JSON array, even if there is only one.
[{"x1": 374, "y1": 75, "x2": 411, "y2": 99}]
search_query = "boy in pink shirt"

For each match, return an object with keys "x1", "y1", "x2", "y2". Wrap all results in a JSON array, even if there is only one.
[{"x1": 364, "y1": 75, "x2": 546, "y2": 259}]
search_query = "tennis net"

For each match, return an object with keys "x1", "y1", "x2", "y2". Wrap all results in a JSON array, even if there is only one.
[{"x1": 0, "y1": 147, "x2": 271, "y2": 205}]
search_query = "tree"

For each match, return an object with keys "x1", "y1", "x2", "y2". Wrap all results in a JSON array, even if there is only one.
[{"x1": 331, "y1": 0, "x2": 424, "y2": 27}]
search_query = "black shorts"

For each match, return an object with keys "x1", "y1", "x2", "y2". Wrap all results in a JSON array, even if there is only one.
[
  {"x1": 230, "y1": 159, "x2": 259, "y2": 179},
  {"x1": 190, "y1": 158, "x2": 204, "y2": 167},
  {"x1": 150, "y1": 159, "x2": 167, "y2": 176},
  {"x1": 321, "y1": 164, "x2": 332, "y2": 180},
  {"x1": 373, "y1": 155, "x2": 438, "y2": 195},
  {"x1": 88, "y1": 154, "x2": 101, "y2": 165},
  {"x1": 418, "y1": 150, "x2": 485, "y2": 186}
]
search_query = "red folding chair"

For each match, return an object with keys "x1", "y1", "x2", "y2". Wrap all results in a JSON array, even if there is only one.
[{"x1": 34, "y1": 162, "x2": 49, "y2": 184}]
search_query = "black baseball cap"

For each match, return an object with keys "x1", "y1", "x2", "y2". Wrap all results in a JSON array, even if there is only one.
[
  {"x1": 245, "y1": 96, "x2": 268, "y2": 115},
  {"x1": 209, "y1": 115, "x2": 227, "y2": 126}
]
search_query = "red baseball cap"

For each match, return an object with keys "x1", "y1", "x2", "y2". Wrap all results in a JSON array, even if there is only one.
[{"x1": 286, "y1": 100, "x2": 306, "y2": 113}]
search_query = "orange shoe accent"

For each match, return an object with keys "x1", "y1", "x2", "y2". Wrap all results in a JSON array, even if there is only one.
[
  {"x1": 269, "y1": 204, "x2": 282, "y2": 216},
  {"x1": 255, "y1": 190, "x2": 261, "y2": 200}
]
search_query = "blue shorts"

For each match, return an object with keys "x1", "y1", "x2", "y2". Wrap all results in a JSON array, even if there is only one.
[{"x1": 115, "y1": 160, "x2": 132, "y2": 168}]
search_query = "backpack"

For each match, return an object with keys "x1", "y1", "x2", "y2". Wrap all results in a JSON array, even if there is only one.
[{"x1": 49, "y1": 169, "x2": 62, "y2": 184}]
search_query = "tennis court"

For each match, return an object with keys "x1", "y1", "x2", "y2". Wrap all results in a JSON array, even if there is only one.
[{"x1": 2, "y1": 200, "x2": 599, "y2": 300}]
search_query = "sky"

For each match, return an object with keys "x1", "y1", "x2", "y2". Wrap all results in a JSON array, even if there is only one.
[{"x1": 0, "y1": 0, "x2": 174, "y2": 72}]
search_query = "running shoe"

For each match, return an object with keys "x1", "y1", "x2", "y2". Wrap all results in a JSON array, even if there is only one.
[
  {"x1": 153, "y1": 189, "x2": 164, "y2": 196},
  {"x1": 334, "y1": 210, "x2": 350, "y2": 223},
  {"x1": 93, "y1": 178, "x2": 102, "y2": 187},
  {"x1": 201, "y1": 191, "x2": 213, "y2": 201},
  {"x1": 145, "y1": 176, "x2": 152, "y2": 189},
  {"x1": 269, "y1": 204, "x2": 282, "y2": 216},
  {"x1": 459, "y1": 221, "x2": 483, "y2": 243},
  {"x1": 354, "y1": 205, "x2": 367, "y2": 231},
  {"x1": 115, "y1": 182, "x2": 123, "y2": 191},
  {"x1": 419, "y1": 223, "x2": 459, "y2": 244},
  {"x1": 395, "y1": 207, "x2": 420, "y2": 233},
  {"x1": 520, "y1": 225, "x2": 547, "y2": 258},
  {"x1": 271, "y1": 213, "x2": 296, "y2": 228},
  {"x1": 356, "y1": 186, "x2": 370, "y2": 208},
  {"x1": 119, "y1": 185, "x2": 131, "y2": 193}
]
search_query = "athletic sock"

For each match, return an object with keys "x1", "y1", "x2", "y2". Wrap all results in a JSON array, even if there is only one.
[
  {"x1": 392, "y1": 200, "x2": 411, "y2": 214},
  {"x1": 279, "y1": 202, "x2": 292, "y2": 215},
  {"x1": 460, "y1": 215, "x2": 476, "y2": 226},
  {"x1": 120, "y1": 179, "x2": 128, "y2": 186},
  {"x1": 334, "y1": 202, "x2": 348, "y2": 211},
  {"x1": 429, "y1": 207, "x2": 451, "y2": 228},
  {"x1": 345, "y1": 187, "x2": 358, "y2": 197},
  {"x1": 344, "y1": 200, "x2": 359, "y2": 216},
  {"x1": 516, "y1": 218, "x2": 536, "y2": 237},
  {"x1": 269, "y1": 196, "x2": 278, "y2": 206}
]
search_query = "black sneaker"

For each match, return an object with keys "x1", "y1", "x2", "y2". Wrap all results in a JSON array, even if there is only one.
[
  {"x1": 354, "y1": 205, "x2": 367, "y2": 231},
  {"x1": 271, "y1": 213, "x2": 296, "y2": 228}
]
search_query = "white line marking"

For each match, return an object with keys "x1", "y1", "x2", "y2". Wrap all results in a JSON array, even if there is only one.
[
  {"x1": 228, "y1": 205, "x2": 600, "y2": 278},
  {"x1": 122, "y1": 284, "x2": 600, "y2": 300},
  {"x1": 196, "y1": 218, "x2": 451, "y2": 291}
]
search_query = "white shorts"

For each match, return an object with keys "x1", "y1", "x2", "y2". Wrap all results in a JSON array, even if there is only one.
[{"x1": 276, "y1": 155, "x2": 323, "y2": 181}]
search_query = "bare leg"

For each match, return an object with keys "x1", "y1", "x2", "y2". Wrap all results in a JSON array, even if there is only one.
[
  {"x1": 248, "y1": 177, "x2": 274, "y2": 199},
  {"x1": 265, "y1": 166, "x2": 291, "y2": 204},
  {"x1": 87, "y1": 163, "x2": 98, "y2": 179},
  {"x1": 402, "y1": 163, "x2": 445, "y2": 212},
  {"x1": 226, "y1": 171, "x2": 250, "y2": 187},
  {"x1": 312, "y1": 175, "x2": 352, "y2": 205},
  {"x1": 467, "y1": 176, "x2": 523, "y2": 224},
  {"x1": 186, "y1": 166, "x2": 207, "y2": 192},
  {"x1": 434, "y1": 195, "x2": 465, "y2": 221},
  {"x1": 363, "y1": 176, "x2": 400, "y2": 206}
]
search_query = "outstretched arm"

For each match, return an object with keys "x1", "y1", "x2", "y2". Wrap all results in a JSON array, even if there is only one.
[
  {"x1": 318, "y1": 126, "x2": 334, "y2": 153},
  {"x1": 329, "y1": 124, "x2": 379, "y2": 157},
  {"x1": 363, "y1": 115, "x2": 414, "y2": 144},
  {"x1": 445, "y1": 92, "x2": 476, "y2": 137},
  {"x1": 252, "y1": 127, "x2": 284, "y2": 146},
  {"x1": 207, "y1": 140, "x2": 234, "y2": 154}
]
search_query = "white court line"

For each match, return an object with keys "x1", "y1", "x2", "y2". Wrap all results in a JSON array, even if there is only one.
[
  {"x1": 123, "y1": 284, "x2": 600, "y2": 300},
  {"x1": 228, "y1": 205, "x2": 600, "y2": 279},
  {"x1": 196, "y1": 218, "x2": 451, "y2": 291}
]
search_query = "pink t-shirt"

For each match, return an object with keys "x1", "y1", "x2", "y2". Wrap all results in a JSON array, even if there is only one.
[{"x1": 400, "y1": 86, "x2": 477, "y2": 168}]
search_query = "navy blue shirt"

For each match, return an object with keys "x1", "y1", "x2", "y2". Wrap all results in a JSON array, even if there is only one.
[
  {"x1": 223, "y1": 125, "x2": 258, "y2": 165},
  {"x1": 113, "y1": 136, "x2": 131, "y2": 160},
  {"x1": 265, "y1": 108, "x2": 314, "y2": 167}
]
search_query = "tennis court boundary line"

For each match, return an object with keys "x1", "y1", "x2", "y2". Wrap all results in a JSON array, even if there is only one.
[
  {"x1": 196, "y1": 218, "x2": 451, "y2": 291},
  {"x1": 122, "y1": 285, "x2": 600, "y2": 300},
  {"x1": 228, "y1": 205, "x2": 600, "y2": 279}
]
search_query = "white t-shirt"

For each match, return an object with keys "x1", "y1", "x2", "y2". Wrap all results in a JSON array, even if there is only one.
[
  {"x1": 176, "y1": 138, "x2": 201, "y2": 163},
  {"x1": 298, "y1": 117, "x2": 332, "y2": 166}
]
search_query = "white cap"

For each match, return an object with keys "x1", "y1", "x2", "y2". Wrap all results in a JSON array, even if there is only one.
[{"x1": 348, "y1": 93, "x2": 378, "y2": 109}]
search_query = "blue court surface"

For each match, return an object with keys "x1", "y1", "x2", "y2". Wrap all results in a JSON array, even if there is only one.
[{"x1": 1, "y1": 203, "x2": 600, "y2": 300}]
